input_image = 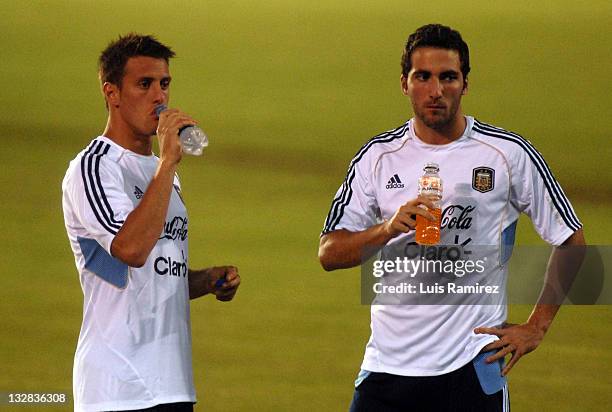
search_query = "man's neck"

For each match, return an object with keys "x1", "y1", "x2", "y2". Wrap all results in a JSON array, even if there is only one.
[
  {"x1": 103, "y1": 119, "x2": 153, "y2": 156},
  {"x1": 413, "y1": 115, "x2": 467, "y2": 145}
]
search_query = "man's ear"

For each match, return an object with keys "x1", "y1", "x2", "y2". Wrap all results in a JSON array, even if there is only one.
[
  {"x1": 462, "y1": 78, "x2": 468, "y2": 96},
  {"x1": 400, "y1": 75, "x2": 409, "y2": 96},
  {"x1": 102, "y1": 82, "x2": 120, "y2": 108}
]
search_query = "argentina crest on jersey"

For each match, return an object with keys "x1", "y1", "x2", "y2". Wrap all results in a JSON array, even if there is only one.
[{"x1": 472, "y1": 167, "x2": 495, "y2": 193}]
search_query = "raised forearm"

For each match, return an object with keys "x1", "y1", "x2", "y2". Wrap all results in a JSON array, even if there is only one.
[
  {"x1": 318, "y1": 225, "x2": 394, "y2": 271},
  {"x1": 111, "y1": 161, "x2": 177, "y2": 267},
  {"x1": 319, "y1": 197, "x2": 437, "y2": 271}
]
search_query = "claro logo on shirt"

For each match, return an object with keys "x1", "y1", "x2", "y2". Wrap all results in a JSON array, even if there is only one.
[
  {"x1": 155, "y1": 250, "x2": 187, "y2": 277},
  {"x1": 159, "y1": 216, "x2": 188, "y2": 241}
]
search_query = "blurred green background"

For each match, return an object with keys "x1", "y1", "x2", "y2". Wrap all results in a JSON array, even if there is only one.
[{"x1": 1, "y1": 0, "x2": 611, "y2": 411}]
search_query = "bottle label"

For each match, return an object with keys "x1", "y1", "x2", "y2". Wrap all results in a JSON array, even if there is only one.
[{"x1": 418, "y1": 176, "x2": 442, "y2": 199}]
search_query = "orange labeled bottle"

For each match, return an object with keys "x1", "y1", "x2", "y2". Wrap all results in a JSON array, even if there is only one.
[{"x1": 415, "y1": 163, "x2": 443, "y2": 245}]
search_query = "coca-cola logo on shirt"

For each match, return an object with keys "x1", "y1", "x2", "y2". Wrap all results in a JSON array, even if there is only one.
[
  {"x1": 441, "y1": 205, "x2": 475, "y2": 230},
  {"x1": 159, "y1": 216, "x2": 188, "y2": 241}
]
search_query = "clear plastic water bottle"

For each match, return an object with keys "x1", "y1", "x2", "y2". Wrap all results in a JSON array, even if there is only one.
[
  {"x1": 155, "y1": 104, "x2": 209, "y2": 156},
  {"x1": 416, "y1": 163, "x2": 443, "y2": 245}
]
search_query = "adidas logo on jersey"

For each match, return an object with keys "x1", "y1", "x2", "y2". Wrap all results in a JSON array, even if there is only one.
[
  {"x1": 386, "y1": 174, "x2": 404, "y2": 189},
  {"x1": 134, "y1": 186, "x2": 144, "y2": 199}
]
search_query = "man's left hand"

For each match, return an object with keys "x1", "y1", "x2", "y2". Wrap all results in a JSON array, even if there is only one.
[
  {"x1": 474, "y1": 322, "x2": 544, "y2": 376},
  {"x1": 207, "y1": 266, "x2": 241, "y2": 302}
]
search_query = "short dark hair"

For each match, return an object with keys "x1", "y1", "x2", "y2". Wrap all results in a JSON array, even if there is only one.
[
  {"x1": 98, "y1": 33, "x2": 175, "y2": 86},
  {"x1": 401, "y1": 24, "x2": 470, "y2": 79}
]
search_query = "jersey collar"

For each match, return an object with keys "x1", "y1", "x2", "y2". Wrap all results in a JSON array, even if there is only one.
[{"x1": 405, "y1": 116, "x2": 474, "y2": 149}]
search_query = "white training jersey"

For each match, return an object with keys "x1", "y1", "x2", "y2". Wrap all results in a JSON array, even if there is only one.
[
  {"x1": 62, "y1": 136, "x2": 195, "y2": 411},
  {"x1": 322, "y1": 116, "x2": 581, "y2": 376}
]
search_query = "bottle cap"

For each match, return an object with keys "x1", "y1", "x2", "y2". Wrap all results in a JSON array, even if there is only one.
[{"x1": 423, "y1": 162, "x2": 440, "y2": 173}]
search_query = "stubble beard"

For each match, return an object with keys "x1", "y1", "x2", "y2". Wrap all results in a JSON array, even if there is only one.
[
  {"x1": 416, "y1": 104, "x2": 460, "y2": 131},
  {"x1": 140, "y1": 118, "x2": 159, "y2": 138}
]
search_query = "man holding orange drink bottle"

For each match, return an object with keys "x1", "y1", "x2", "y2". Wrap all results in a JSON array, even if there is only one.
[{"x1": 319, "y1": 24, "x2": 585, "y2": 411}]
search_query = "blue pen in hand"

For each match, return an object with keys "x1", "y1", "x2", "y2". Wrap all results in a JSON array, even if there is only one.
[{"x1": 215, "y1": 277, "x2": 226, "y2": 289}]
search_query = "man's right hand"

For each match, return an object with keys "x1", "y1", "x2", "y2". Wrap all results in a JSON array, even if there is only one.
[
  {"x1": 383, "y1": 196, "x2": 437, "y2": 237},
  {"x1": 111, "y1": 107, "x2": 196, "y2": 267},
  {"x1": 156, "y1": 108, "x2": 197, "y2": 164},
  {"x1": 319, "y1": 196, "x2": 437, "y2": 271}
]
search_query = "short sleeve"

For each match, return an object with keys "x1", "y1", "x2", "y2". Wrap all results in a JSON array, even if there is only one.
[
  {"x1": 65, "y1": 155, "x2": 133, "y2": 253},
  {"x1": 322, "y1": 156, "x2": 379, "y2": 234},
  {"x1": 510, "y1": 145, "x2": 582, "y2": 246}
]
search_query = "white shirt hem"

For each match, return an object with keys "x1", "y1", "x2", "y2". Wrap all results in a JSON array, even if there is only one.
[{"x1": 361, "y1": 336, "x2": 498, "y2": 377}]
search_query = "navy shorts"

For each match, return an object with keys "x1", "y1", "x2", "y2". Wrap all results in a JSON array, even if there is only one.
[{"x1": 349, "y1": 355, "x2": 509, "y2": 412}]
